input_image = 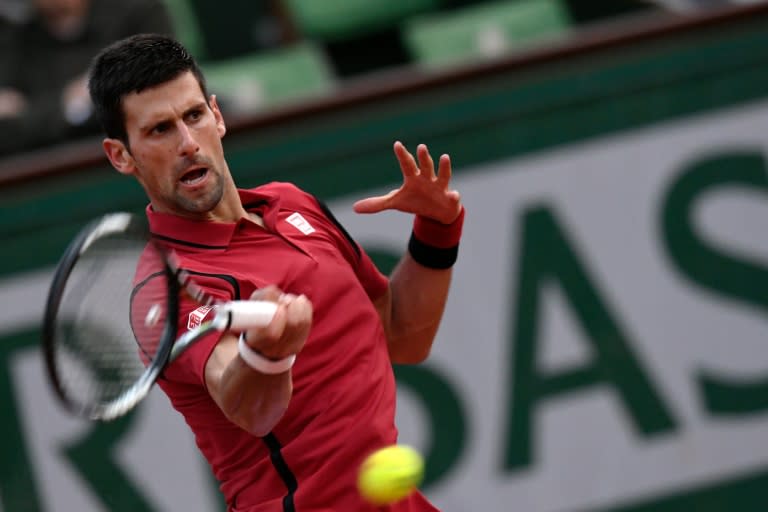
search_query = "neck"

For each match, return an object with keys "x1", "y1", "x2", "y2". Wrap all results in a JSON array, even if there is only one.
[
  {"x1": 247, "y1": 211, "x2": 265, "y2": 227},
  {"x1": 150, "y1": 181, "x2": 247, "y2": 223},
  {"x1": 208, "y1": 183, "x2": 248, "y2": 222}
]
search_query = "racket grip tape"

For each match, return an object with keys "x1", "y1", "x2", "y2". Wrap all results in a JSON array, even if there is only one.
[{"x1": 221, "y1": 300, "x2": 278, "y2": 330}]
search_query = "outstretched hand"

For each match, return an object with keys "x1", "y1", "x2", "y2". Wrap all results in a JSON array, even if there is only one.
[{"x1": 353, "y1": 141, "x2": 462, "y2": 224}]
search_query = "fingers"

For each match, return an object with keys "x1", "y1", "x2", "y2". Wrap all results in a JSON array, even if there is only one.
[
  {"x1": 356, "y1": 141, "x2": 458, "y2": 220},
  {"x1": 284, "y1": 294, "x2": 313, "y2": 333},
  {"x1": 436, "y1": 153, "x2": 452, "y2": 186},
  {"x1": 396, "y1": 141, "x2": 450, "y2": 184},
  {"x1": 394, "y1": 141, "x2": 419, "y2": 178},
  {"x1": 416, "y1": 144, "x2": 436, "y2": 180},
  {"x1": 243, "y1": 287, "x2": 313, "y2": 360},
  {"x1": 249, "y1": 285, "x2": 282, "y2": 302}
]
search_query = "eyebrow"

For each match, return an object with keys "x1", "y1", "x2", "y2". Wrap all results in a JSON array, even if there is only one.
[
  {"x1": 139, "y1": 101, "x2": 208, "y2": 133},
  {"x1": 184, "y1": 102, "x2": 207, "y2": 115}
]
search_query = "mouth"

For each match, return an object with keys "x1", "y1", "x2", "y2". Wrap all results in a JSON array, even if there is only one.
[{"x1": 179, "y1": 166, "x2": 209, "y2": 186}]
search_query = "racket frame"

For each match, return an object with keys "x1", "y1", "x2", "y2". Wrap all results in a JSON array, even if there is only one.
[
  {"x1": 42, "y1": 213, "x2": 278, "y2": 421},
  {"x1": 42, "y1": 213, "x2": 179, "y2": 420}
]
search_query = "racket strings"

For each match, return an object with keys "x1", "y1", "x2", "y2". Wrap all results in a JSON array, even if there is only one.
[{"x1": 51, "y1": 231, "x2": 169, "y2": 413}]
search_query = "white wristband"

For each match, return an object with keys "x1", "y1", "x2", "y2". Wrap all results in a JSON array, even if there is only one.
[{"x1": 238, "y1": 333, "x2": 296, "y2": 374}]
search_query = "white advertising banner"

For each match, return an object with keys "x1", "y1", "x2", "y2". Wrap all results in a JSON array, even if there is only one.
[
  {"x1": 1, "y1": 99, "x2": 767, "y2": 511},
  {"x1": 338, "y1": 98, "x2": 768, "y2": 511}
]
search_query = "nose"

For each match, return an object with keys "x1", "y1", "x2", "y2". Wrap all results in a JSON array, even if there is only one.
[{"x1": 177, "y1": 122, "x2": 200, "y2": 156}]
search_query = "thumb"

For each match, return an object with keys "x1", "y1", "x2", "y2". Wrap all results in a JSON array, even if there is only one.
[{"x1": 353, "y1": 196, "x2": 387, "y2": 214}]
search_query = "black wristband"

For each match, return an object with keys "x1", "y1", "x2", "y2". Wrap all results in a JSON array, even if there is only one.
[{"x1": 408, "y1": 232, "x2": 459, "y2": 269}]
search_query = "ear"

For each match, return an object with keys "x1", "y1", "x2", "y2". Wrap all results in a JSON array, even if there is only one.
[
  {"x1": 103, "y1": 138, "x2": 136, "y2": 176},
  {"x1": 210, "y1": 94, "x2": 227, "y2": 138}
]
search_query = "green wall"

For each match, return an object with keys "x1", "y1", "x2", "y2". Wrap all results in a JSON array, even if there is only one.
[{"x1": 3, "y1": 11, "x2": 768, "y2": 277}]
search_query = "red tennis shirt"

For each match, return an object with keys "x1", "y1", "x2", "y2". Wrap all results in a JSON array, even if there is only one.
[{"x1": 145, "y1": 183, "x2": 440, "y2": 512}]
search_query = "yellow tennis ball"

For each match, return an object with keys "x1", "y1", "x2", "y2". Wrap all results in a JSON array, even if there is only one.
[{"x1": 357, "y1": 444, "x2": 424, "y2": 505}]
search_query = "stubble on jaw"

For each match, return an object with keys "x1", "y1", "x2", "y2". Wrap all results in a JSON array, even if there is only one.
[
  {"x1": 173, "y1": 170, "x2": 225, "y2": 215},
  {"x1": 170, "y1": 153, "x2": 225, "y2": 215}
]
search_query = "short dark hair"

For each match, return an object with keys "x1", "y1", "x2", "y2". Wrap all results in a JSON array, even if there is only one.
[{"x1": 88, "y1": 33, "x2": 208, "y2": 143}]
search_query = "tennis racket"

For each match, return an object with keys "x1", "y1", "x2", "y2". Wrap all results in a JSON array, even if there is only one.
[{"x1": 42, "y1": 212, "x2": 277, "y2": 421}]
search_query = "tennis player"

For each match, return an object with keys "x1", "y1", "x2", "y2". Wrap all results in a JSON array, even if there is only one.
[{"x1": 88, "y1": 34, "x2": 464, "y2": 511}]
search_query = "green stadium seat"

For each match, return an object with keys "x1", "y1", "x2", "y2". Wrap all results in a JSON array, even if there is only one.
[
  {"x1": 403, "y1": 0, "x2": 571, "y2": 68},
  {"x1": 161, "y1": 0, "x2": 208, "y2": 60},
  {"x1": 284, "y1": 0, "x2": 440, "y2": 41},
  {"x1": 201, "y1": 42, "x2": 336, "y2": 114}
]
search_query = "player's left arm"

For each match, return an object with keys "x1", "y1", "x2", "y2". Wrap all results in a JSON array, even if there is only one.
[{"x1": 355, "y1": 141, "x2": 464, "y2": 364}]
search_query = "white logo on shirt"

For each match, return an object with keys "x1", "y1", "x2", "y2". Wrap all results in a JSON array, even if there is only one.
[
  {"x1": 286, "y1": 212, "x2": 315, "y2": 235},
  {"x1": 188, "y1": 305, "x2": 214, "y2": 329}
]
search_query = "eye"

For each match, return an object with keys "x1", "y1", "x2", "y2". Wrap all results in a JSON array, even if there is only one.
[
  {"x1": 151, "y1": 122, "x2": 170, "y2": 135},
  {"x1": 187, "y1": 109, "x2": 203, "y2": 122}
]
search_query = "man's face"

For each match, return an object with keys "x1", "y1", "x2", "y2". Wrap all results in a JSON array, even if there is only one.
[{"x1": 109, "y1": 72, "x2": 229, "y2": 219}]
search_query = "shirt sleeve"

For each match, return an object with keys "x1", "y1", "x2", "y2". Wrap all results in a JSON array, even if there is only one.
[
  {"x1": 163, "y1": 301, "x2": 223, "y2": 387},
  {"x1": 304, "y1": 191, "x2": 390, "y2": 301},
  {"x1": 161, "y1": 279, "x2": 236, "y2": 388},
  {"x1": 352, "y1": 242, "x2": 390, "y2": 301}
]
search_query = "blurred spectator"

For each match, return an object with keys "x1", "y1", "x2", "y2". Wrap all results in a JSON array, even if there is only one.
[
  {"x1": 0, "y1": 0, "x2": 174, "y2": 157},
  {"x1": 189, "y1": 0, "x2": 296, "y2": 60}
]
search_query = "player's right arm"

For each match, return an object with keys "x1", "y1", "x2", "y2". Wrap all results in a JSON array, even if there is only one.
[{"x1": 204, "y1": 286, "x2": 313, "y2": 436}]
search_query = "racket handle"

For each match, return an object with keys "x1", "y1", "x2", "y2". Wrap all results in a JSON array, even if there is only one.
[{"x1": 221, "y1": 300, "x2": 278, "y2": 330}]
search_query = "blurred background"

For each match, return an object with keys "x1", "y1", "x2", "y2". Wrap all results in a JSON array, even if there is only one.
[{"x1": 2, "y1": 0, "x2": 768, "y2": 510}]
